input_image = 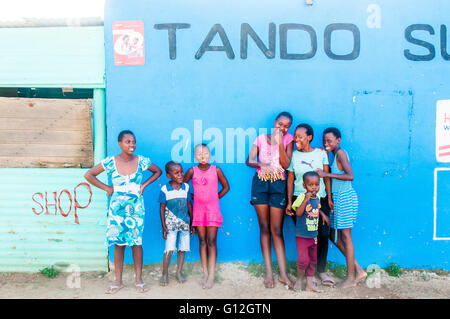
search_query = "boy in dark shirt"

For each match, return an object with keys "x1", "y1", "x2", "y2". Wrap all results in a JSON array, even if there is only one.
[{"x1": 291, "y1": 171, "x2": 329, "y2": 292}]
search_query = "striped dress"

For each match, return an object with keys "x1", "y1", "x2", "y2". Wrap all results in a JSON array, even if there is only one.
[{"x1": 329, "y1": 150, "x2": 358, "y2": 233}]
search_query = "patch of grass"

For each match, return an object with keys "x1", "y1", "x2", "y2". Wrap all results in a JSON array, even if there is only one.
[
  {"x1": 39, "y1": 266, "x2": 59, "y2": 279},
  {"x1": 384, "y1": 262, "x2": 402, "y2": 277},
  {"x1": 214, "y1": 269, "x2": 224, "y2": 283},
  {"x1": 246, "y1": 261, "x2": 266, "y2": 278},
  {"x1": 431, "y1": 267, "x2": 449, "y2": 277},
  {"x1": 326, "y1": 261, "x2": 347, "y2": 279},
  {"x1": 245, "y1": 260, "x2": 298, "y2": 278}
]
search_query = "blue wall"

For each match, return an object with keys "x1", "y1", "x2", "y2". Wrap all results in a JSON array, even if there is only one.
[{"x1": 104, "y1": 0, "x2": 449, "y2": 269}]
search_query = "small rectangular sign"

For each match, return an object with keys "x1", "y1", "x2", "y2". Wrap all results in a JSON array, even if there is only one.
[
  {"x1": 112, "y1": 20, "x2": 145, "y2": 66},
  {"x1": 436, "y1": 100, "x2": 450, "y2": 162}
]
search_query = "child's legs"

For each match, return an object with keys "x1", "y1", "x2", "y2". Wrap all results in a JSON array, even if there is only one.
[
  {"x1": 296, "y1": 237, "x2": 313, "y2": 274},
  {"x1": 206, "y1": 226, "x2": 218, "y2": 277},
  {"x1": 330, "y1": 228, "x2": 357, "y2": 279},
  {"x1": 295, "y1": 237, "x2": 307, "y2": 282},
  {"x1": 254, "y1": 204, "x2": 273, "y2": 278},
  {"x1": 317, "y1": 197, "x2": 330, "y2": 274},
  {"x1": 196, "y1": 226, "x2": 208, "y2": 276},
  {"x1": 270, "y1": 206, "x2": 291, "y2": 283},
  {"x1": 177, "y1": 231, "x2": 190, "y2": 273},
  {"x1": 340, "y1": 228, "x2": 356, "y2": 279},
  {"x1": 113, "y1": 245, "x2": 126, "y2": 284},
  {"x1": 131, "y1": 245, "x2": 144, "y2": 282},
  {"x1": 307, "y1": 240, "x2": 318, "y2": 278},
  {"x1": 163, "y1": 231, "x2": 177, "y2": 275}
]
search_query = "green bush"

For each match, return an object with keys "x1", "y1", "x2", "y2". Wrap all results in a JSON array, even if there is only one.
[
  {"x1": 39, "y1": 266, "x2": 59, "y2": 279},
  {"x1": 384, "y1": 262, "x2": 402, "y2": 277},
  {"x1": 326, "y1": 261, "x2": 347, "y2": 279}
]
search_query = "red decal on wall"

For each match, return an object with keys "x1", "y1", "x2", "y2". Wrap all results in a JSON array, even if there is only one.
[{"x1": 112, "y1": 20, "x2": 145, "y2": 66}]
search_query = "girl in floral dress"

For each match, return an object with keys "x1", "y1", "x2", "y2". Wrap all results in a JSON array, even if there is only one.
[{"x1": 84, "y1": 130, "x2": 162, "y2": 294}]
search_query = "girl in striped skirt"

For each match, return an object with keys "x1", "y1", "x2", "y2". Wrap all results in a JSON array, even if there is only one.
[{"x1": 315, "y1": 127, "x2": 367, "y2": 289}]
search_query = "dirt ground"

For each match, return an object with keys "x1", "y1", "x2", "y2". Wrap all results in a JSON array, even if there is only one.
[{"x1": 0, "y1": 262, "x2": 448, "y2": 299}]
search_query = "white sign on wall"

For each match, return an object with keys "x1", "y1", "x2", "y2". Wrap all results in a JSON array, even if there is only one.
[{"x1": 436, "y1": 100, "x2": 450, "y2": 162}]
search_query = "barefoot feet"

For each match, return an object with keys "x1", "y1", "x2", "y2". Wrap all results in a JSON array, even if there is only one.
[
  {"x1": 263, "y1": 276, "x2": 274, "y2": 288},
  {"x1": 278, "y1": 276, "x2": 295, "y2": 290},
  {"x1": 202, "y1": 275, "x2": 215, "y2": 289},
  {"x1": 176, "y1": 272, "x2": 186, "y2": 284},
  {"x1": 159, "y1": 274, "x2": 169, "y2": 286},
  {"x1": 336, "y1": 278, "x2": 357, "y2": 289}
]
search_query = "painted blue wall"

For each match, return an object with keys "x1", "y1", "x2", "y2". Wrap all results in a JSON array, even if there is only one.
[{"x1": 104, "y1": 0, "x2": 449, "y2": 269}]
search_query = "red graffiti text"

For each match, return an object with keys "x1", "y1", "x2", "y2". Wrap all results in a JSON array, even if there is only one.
[{"x1": 32, "y1": 183, "x2": 92, "y2": 224}]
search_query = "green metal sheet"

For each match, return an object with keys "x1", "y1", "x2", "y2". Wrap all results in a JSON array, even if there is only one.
[
  {"x1": 0, "y1": 168, "x2": 108, "y2": 272},
  {"x1": 0, "y1": 26, "x2": 105, "y2": 88}
]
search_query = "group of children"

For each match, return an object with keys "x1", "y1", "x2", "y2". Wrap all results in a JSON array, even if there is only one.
[{"x1": 84, "y1": 112, "x2": 367, "y2": 294}]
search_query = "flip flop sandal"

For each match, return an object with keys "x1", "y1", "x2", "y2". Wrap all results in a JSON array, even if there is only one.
[
  {"x1": 320, "y1": 274, "x2": 336, "y2": 287},
  {"x1": 105, "y1": 285, "x2": 124, "y2": 294},
  {"x1": 135, "y1": 282, "x2": 149, "y2": 293}
]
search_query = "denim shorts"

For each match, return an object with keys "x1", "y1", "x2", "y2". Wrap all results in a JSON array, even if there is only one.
[
  {"x1": 165, "y1": 230, "x2": 190, "y2": 253},
  {"x1": 250, "y1": 173, "x2": 287, "y2": 209}
]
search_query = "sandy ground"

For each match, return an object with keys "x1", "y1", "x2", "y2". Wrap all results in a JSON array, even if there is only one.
[{"x1": 0, "y1": 262, "x2": 448, "y2": 299}]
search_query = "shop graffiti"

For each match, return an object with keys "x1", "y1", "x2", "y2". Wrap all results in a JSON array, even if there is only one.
[{"x1": 31, "y1": 183, "x2": 92, "y2": 224}]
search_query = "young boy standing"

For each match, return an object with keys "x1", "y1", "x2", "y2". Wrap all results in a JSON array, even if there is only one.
[
  {"x1": 291, "y1": 171, "x2": 329, "y2": 292},
  {"x1": 159, "y1": 161, "x2": 194, "y2": 286}
]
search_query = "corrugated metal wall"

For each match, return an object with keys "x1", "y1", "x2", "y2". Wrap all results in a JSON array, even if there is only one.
[
  {"x1": 0, "y1": 26, "x2": 107, "y2": 272},
  {"x1": 0, "y1": 169, "x2": 108, "y2": 272},
  {"x1": 0, "y1": 26, "x2": 104, "y2": 88}
]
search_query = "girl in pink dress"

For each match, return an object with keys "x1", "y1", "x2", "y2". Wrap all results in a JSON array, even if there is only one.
[{"x1": 184, "y1": 143, "x2": 230, "y2": 289}]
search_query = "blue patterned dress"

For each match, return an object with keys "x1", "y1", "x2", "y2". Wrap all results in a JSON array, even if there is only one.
[{"x1": 101, "y1": 155, "x2": 152, "y2": 246}]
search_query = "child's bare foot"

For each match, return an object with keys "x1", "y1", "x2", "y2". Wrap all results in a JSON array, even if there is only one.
[
  {"x1": 200, "y1": 273, "x2": 208, "y2": 286},
  {"x1": 293, "y1": 280, "x2": 303, "y2": 292},
  {"x1": 159, "y1": 274, "x2": 169, "y2": 286},
  {"x1": 355, "y1": 268, "x2": 368, "y2": 285},
  {"x1": 305, "y1": 284, "x2": 324, "y2": 293},
  {"x1": 176, "y1": 272, "x2": 186, "y2": 284},
  {"x1": 278, "y1": 276, "x2": 295, "y2": 289},
  {"x1": 337, "y1": 278, "x2": 357, "y2": 289},
  {"x1": 263, "y1": 276, "x2": 274, "y2": 288},
  {"x1": 203, "y1": 276, "x2": 214, "y2": 289}
]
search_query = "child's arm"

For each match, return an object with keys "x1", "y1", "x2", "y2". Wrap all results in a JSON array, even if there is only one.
[
  {"x1": 188, "y1": 201, "x2": 194, "y2": 235},
  {"x1": 216, "y1": 166, "x2": 230, "y2": 199},
  {"x1": 293, "y1": 193, "x2": 312, "y2": 217},
  {"x1": 141, "y1": 163, "x2": 163, "y2": 193},
  {"x1": 322, "y1": 164, "x2": 334, "y2": 213},
  {"x1": 319, "y1": 209, "x2": 330, "y2": 226},
  {"x1": 246, "y1": 143, "x2": 272, "y2": 170},
  {"x1": 316, "y1": 150, "x2": 354, "y2": 181},
  {"x1": 274, "y1": 129, "x2": 293, "y2": 170},
  {"x1": 285, "y1": 170, "x2": 295, "y2": 216},
  {"x1": 84, "y1": 164, "x2": 113, "y2": 196},
  {"x1": 184, "y1": 167, "x2": 194, "y2": 183},
  {"x1": 184, "y1": 168, "x2": 194, "y2": 201},
  {"x1": 159, "y1": 203, "x2": 168, "y2": 240}
]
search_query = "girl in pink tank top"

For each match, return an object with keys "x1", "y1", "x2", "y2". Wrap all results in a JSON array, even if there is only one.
[{"x1": 184, "y1": 143, "x2": 230, "y2": 289}]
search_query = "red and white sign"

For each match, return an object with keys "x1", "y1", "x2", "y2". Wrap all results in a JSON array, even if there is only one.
[
  {"x1": 436, "y1": 100, "x2": 450, "y2": 162},
  {"x1": 112, "y1": 20, "x2": 145, "y2": 66}
]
